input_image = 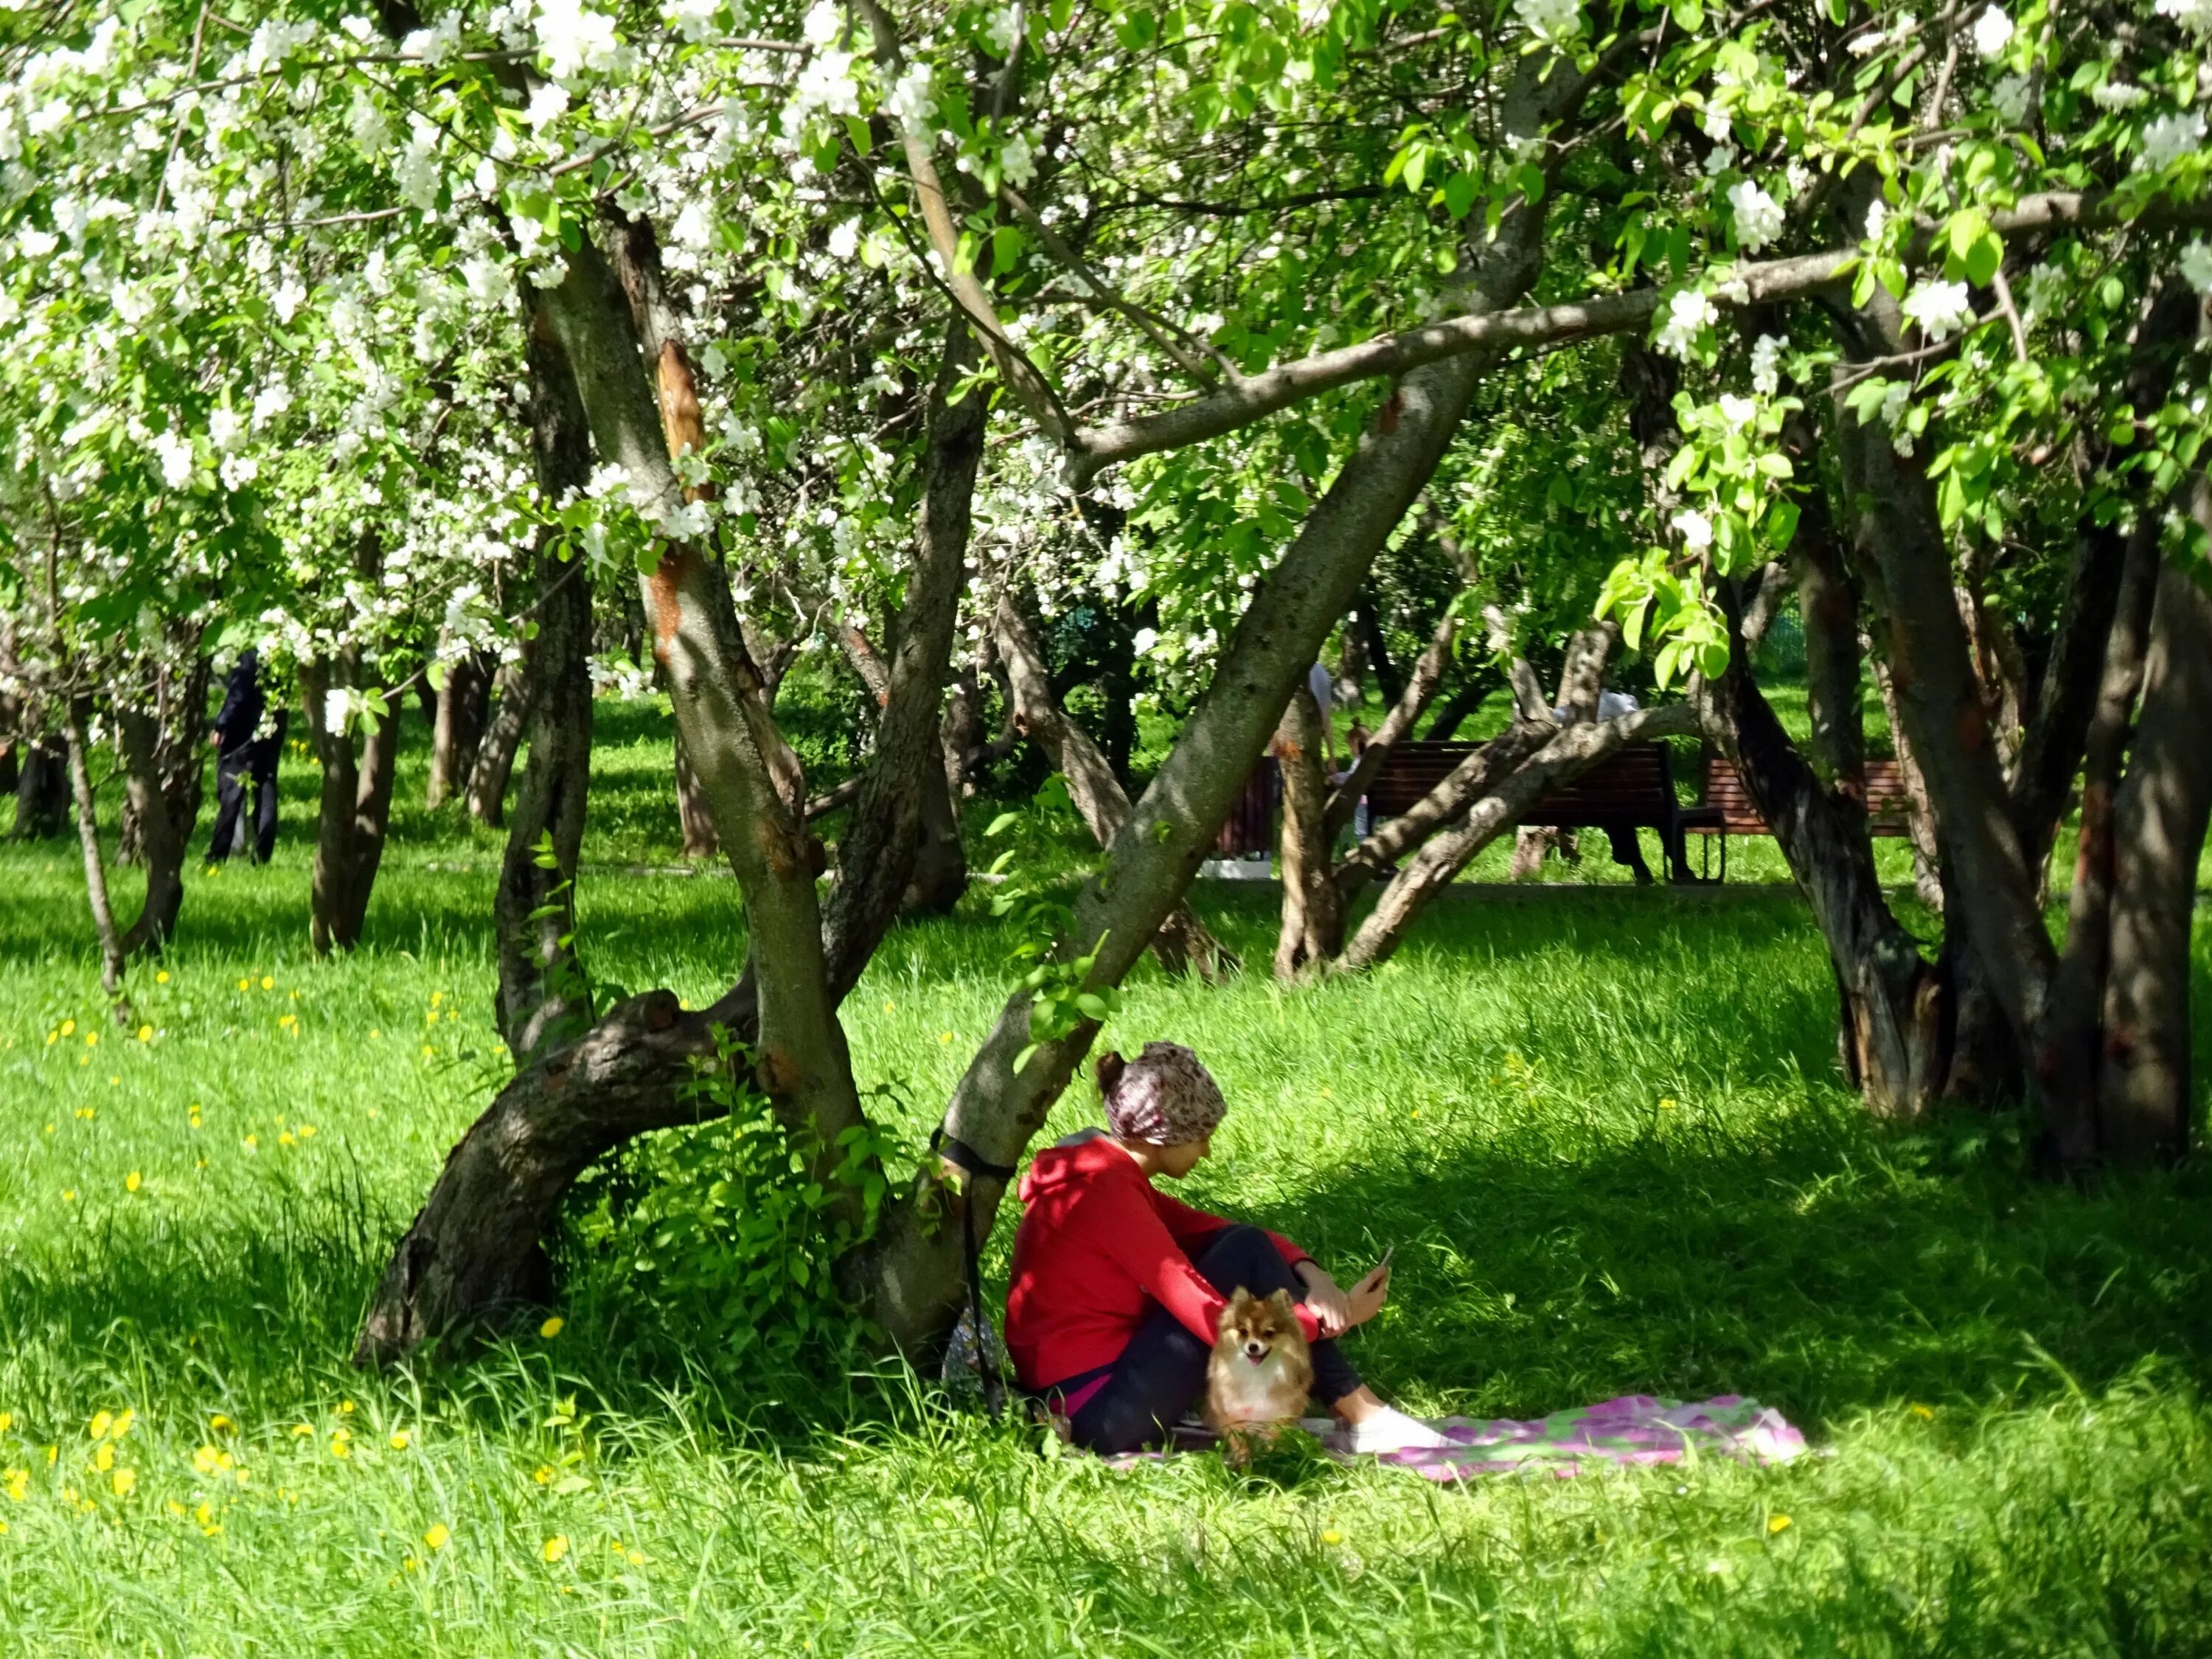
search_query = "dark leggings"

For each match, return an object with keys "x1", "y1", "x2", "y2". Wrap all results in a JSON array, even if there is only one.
[{"x1": 1066, "y1": 1225, "x2": 1363, "y2": 1454}]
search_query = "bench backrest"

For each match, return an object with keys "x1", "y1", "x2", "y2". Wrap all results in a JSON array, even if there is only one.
[
  {"x1": 1695, "y1": 755, "x2": 1916, "y2": 836},
  {"x1": 1366, "y1": 739, "x2": 1680, "y2": 825}
]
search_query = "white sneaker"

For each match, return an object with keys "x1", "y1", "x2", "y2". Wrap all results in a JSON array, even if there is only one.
[{"x1": 1340, "y1": 1405, "x2": 1454, "y2": 1454}]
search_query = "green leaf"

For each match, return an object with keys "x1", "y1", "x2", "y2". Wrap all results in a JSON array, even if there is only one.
[
  {"x1": 1442, "y1": 170, "x2": 1478, "y2": 220},
  {"x1": 1963, "y1": 229, "x2": 2003, "y2": 288},
  {"x1": 1671, "y1": 0, "x2": 1703, "y2": 29},
  {"x1": 985, "y1": 811, "x2": 1020, "y2": 838}
]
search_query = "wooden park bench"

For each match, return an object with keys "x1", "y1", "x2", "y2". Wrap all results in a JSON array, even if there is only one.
[
  {"x1": 1681, "y1": 756, "x2": 1914, "y2": 880},
  {"x1": 1366, "y1": 740, "x2": 1703, "y2": 884}
]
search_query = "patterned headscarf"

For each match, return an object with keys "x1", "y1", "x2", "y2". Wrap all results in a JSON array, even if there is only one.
[{"x1": 1100, "y1": 1041, "x2": 1226, "y2": 1145}]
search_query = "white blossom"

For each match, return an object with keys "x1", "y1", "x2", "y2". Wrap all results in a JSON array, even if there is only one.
[
  {"x1": 665, "y1": 0, "x2": 720, "y2": 43},
  {"x1": 251, "y1": 381, "x2": 293, "y2": 430},
  {"x1": 887, "y1": 62, "x2": 935, "y2": 131},
  {"x1": 826, "y1": 218, "x2": 859, "y2": 260},
  {"x1": 792, "y1": 48, "x2": 859, "y2": 119},
  {"x1": 1656, "y1": 288, "x2": 1718, "y2": 358},
  {"x1": 1728, "y1": 180, "x2": 1784, "y2": 251},
  {"x1": 1132, "y1": 626, "x2": 1161, "y2": 655},
  {"x1": 1001, "y1": 132, "x2": 1037, "y2": 188},
  {"x1": 1298, "y1": 0, "x2": 1333, "y2": 29},
  {"x1": 271, "y1": 278, "x2": 307, "y2": 324},
  {"x1": 219, "y1": 453, "x2": 260, "y2": 493},
  {"x1": 2155, "y1": 0, "x2": 2212, "y2": 36},
  {"x1": 2138, "y1": 112, "x2": 2207, "y2": 173},
  {"x1": 394, "y1": 133, "x2": 442, "y2": 211},
  {"x1": 535, "y1": 0, "x2": 623, "y2": 79},
  {"x1": 111, "y1": 282, "x2": 154, "y2": 325},
  {"x1": 1750, "y1": 333, "x2": 1786, "y2": 397},
  {"x1": 1701, "y1": 106, "x2": 1733, "y2": 147},
  {"x1": 1512, "y1": 0, "x2": 1583, "y2": 44},
  {"x1": 2182, "y1": 241, "x2": 2212, "y2": 295},
  {"x1": 150, "y1": 429, "x2": 194, "y2": 490},
  {"x1": 982, "y1": 4, "x2": 1023, "y2": 55},
  {"x1": 18, "y1": 227, "x2": 58, "y2": 260},
  {"x1": 2090, "y1": 80, "x2": 2149, "y2": 111},
  {"x1": 1972, "y1": 4, "x2": 2012, "y2": 60},
  {"x1": 462, "y1": 251, "x2": 509, "y2": 306},
  {"x1": 401, "y1": 14, "x2": 463, "y2": 64},
  {"x1": 1901, "y1": 279, "x2": 1972, "y2": 340},
  {"x1": 208, "y1": 407, "x2": 245, "y2": 451},
  {"x1": 247, "y1": 18, "x2": 321, "y2": 71},
  {"x1": 347, "y1": 91, "x2": 392, "y2": 157},
  {"x1": 801, "y1": 0, "x2": 842, "y2": 45},
  {"x1": 1672, "y1": 509, "x2": 1714, "y2": 550},
  {"x1": 1719, "y1": 393, "x2": 1758, "y2": 431},
  {"x1": 525, "y1": 82, "x2": 571, "y2": 129}
]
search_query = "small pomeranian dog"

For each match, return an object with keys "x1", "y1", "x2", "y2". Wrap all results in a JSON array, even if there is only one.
[{"x1": 1205, "y1": 1287, "x2": 1314, "y2": 1463}]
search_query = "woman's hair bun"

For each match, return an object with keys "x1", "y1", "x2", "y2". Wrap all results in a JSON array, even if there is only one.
[{"x1": 1094, "y1": 1050, "x2": 1127, "y2": 1093}]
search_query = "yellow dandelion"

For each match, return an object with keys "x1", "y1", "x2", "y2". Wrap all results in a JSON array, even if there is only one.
[
  {"x1": 42, "y1": 1124, "x2": 52, "y2": 1135},
  {"x1": 1321, "y1": 1528, "x2": 1343, "y2": 1545},
  {"x1": 539, "y1": 1316, "x2": 564, "y2": 1339},
  {"x1": 402, "y1": 1555, "x2": 420, "y2": 1573},
  {"x1": 541, "y1": 1534, "x2": 568, "y2": 1563},
  {"x1": 94, "y1": 1444, "x2": 114, "y2": 1472},
  {"x1": 125, "y1": 1172, "x2": 142, "y2": 1193},
  {"x1": 424, "y1": 1523, "x2": 451, "y2": 1551},
  {"x1": 532, "y1": 1464, "x2": 554, "y2": 1485},
  {"x1": 61, "y1": 1189, "x2": 76, "y2": 1203},
  {"x1": 329, "y1": 1431, "x2": 351, "y2": 1460},
  {"x1": 155, "y1": 971, "x2": 169, "y2": 984},
  {"x1": 389, "y1": 1430, "x2": 410, "y2": 1450},
  {"x1": 276, "y1": 1132, "x2": 295, "y2": 1147},
  {"x1": 88, "y1": 1411, "x2": 113, "y2": 1441},
  {"x1": 939, "y1": 1031, "x2": 953, "y2": 1044},
  {"x1": 60, "y1": 1020, "x2": 74, "y2": 1037},
  {"x1": 1768, "y1": 1514, "x2": 1792, "y2": 1534},
  {"x1": 626, "y1": 1550, "x2": 644, "y2": 1566},
  {"x1": 1910, "y1": 1404, "x2": 1934, "y2": 1420},
  {"x1": 431, "y1": 991, "x2": 445, "y2": 1006},
  {"x1": 1660, "y1": 1097, "x2": 1677, "y2": 1111},
  {"x1": 84, "y1": 1030, "x2": 97, "y2": 1046},
  {"x1": 260, "y1": 976, "x2": 274, "y2": 991},
  {"x1": 243, "y1": 1135, "x2": 258, "y2": 1150},
  {"x1": 290, "y1": 1424, "x2": 313, "y2": 1439},
  {"x1": 3, "y1": 1470, "x2": 27, "y2": 1502},
  {"x1": 110, "y1": 1409, "x2": 133, "y2": 1439},
  {"x1": 209, "y1": 1415, "x2": 232, "y2": 1433},
  {"x1": 0, "y1": 1411, "x2": 12, "y2": 1432},
  {"x1": 237, "y1": 978, "x2": 249, "y2": 992},
  {"x1": 136, "y1": 1025, "x2": 153, "y2": 1043},
  {"x1": 422, "y1": 1046, "x2": 435, "y2": 1060},
  {"x1": 192, "y1": 1446, "x2": 223, "y2": 1475},
  {"x1": 110, "y1": 1467, "x2": 136, "y2": 1498},
  {"x1": 299, "y1": 1124, "x2": 316, "y2": 1138},
  {"x1": 369, "y1": 1029, "x2": 380, "y2": 1040},
  {"x1": 882, "y1": 1000, "x2": 895, "y2": 1012},
  {"x1": 338, "y1": 1400, "x2": 355, "y2": 1415}
]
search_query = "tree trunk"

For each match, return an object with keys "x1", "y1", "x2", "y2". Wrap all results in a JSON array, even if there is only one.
[
  {"x1": 1835, "y1": 301, "x2": 2058, "y2": 1111},
  {"x1": 428, "y1": 647, "x2": 489, "y2": 810},
  {"x1": 993, "y1": 587, "x2": 1235, "y2": 980},
  {"x1": 2096, "y1": 526, "x2": 2212, "y2": 1163},
  {"x1": 821, "y1": 316, "x2": 987, "y2": 983},
  {"x1": 302, "y1": 605, "x2": 400, "y2": 955},
  {"x1": 465, "y1": 659, "x2": 534, "y2": 828},
  {"x1": 63, "y1": 695, "x2": 128, "y2": 995},
  {"x1": 13, "y1": 731, "x2": 68, "y2": 839},
  {"x1": 672, "y1": 725, "x2": 719, "y2": 859},
  {"x1": 114, "y1": 706, "x2": 187, "y2": 957},
  {"x1": 1354, "y1": 584, "x2": 1403, "y2": 705},
  {"x1": 495, "y1": 297, "x2": 599, "y2": 1069},
  {"x1": 1273, "y1": 686, "x2": 1340, "y2": 979},
  {"x1": 1324, "y1": 605, "x2": 1458, "y2": 841},
  {"x1": 1703, "y1": 573, "x2": 1948, "y2": 1116},
  {"x1": 1340, "y1": 704, "x2": 1695, "y2": 971}
]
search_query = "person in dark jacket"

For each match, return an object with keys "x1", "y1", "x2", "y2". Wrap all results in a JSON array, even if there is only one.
[{"x1": 204, "y1": 648, "x2": 272, "y2": 864}]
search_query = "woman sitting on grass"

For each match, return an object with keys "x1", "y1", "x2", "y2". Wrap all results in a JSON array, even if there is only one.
[{"x1": 1005, "y1": 1041, "x2": 1450, "y2": 1455}]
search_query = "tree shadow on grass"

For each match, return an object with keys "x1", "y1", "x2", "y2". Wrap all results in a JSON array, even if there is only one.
[{"x1": 1242, "y1": 1102, "x2": 2212, "y2": 1439}]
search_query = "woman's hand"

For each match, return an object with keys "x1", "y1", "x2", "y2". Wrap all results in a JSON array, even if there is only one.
[
  {"x1": 1295, "y1": 1262, "x2": 1354, "y2": 1338},
  {"x1": 1346, "y1": 1262, "x2": 1390, "y2": 1328}
]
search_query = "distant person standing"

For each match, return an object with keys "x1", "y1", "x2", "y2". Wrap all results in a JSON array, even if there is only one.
[{"x1": 204, "y1": 648, "x2": 279, "y2": 864}]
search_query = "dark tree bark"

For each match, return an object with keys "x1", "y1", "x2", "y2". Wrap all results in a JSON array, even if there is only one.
[
  {"x1": 1324, "y1": 604, "x2": 1458, "y2": 841},
  {"x1": 113, "y1": 704, "x2": 189, "y2": 957},
  {"x1": 12, "y1": 731, "x2": 68, "y2": 840},
  {"x1": 672, "y1": 728, "x2": 719, "y2": 859},
  {"x1": 821, "y1": 315, "x2": 987, "y2": 982},
  {"x1": 1273, "y1": 686, "x2": 1341, "y2": 979},
  {"x1": 118, "y1": 650, "x2": 209, "y2": 868},
  {"x1": 428, "y1": 647, "x2": 490, "y2": 810},
  {"x1": 302, "y1": 655, "x2": 399, "y2": 956},
  {"x1": 465, "y1": 659, "x2": 534, "y2": 828},
  {"x1": 495, "y1": 300, "x2": 599, "y2": 1069},
  {"x1": 993, "y1": 588, "x2": 1234, "y2": 980},
  {"x1": 2096, "y1": 519, "x2": 2212, "y2": 1162},
  {"x1": 1353, "y1": 583, "x2": 1404, "y2": 705}
]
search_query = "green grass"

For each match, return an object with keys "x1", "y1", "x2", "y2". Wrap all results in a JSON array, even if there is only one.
[{"x1": 0, "y1": 706, "x2": 2207, "y2": 1655}]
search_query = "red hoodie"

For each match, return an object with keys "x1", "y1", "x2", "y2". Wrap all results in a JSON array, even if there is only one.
[{"x1": 1005, "y1": 1133, "x2": 1321, "y2": 1391}]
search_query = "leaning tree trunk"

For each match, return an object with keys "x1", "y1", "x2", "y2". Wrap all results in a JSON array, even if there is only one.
[
  {"x1": 467, "y1": 659, "x2": 535, "y2": 828},
  {"x1": 114, "y1": 705, "x2": 189, "y2": 957},
  {"x1": 1273, "y1": 685, "x2": 1340, "y2": 980},
  {"x1": 2095, "y1": 526, "x2": 2212, "y2": 1163},
  {"x1": 495, "y1": 296, "x2": 599, "y2": 1069},
  {"x1": 992, "y1": 587, "x2": 1235, "y2": 981},
  {"x1": 866, "y1": 54, "x2": 1580, "y2": 1352},
  {"x1": 63, "y1": 695, "x2": 128, "y2": 995}
]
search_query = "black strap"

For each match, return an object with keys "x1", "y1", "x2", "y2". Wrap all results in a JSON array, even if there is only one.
[{"x1": 931, "y1": 1127, "x2": 1015, "y2": 1419}]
